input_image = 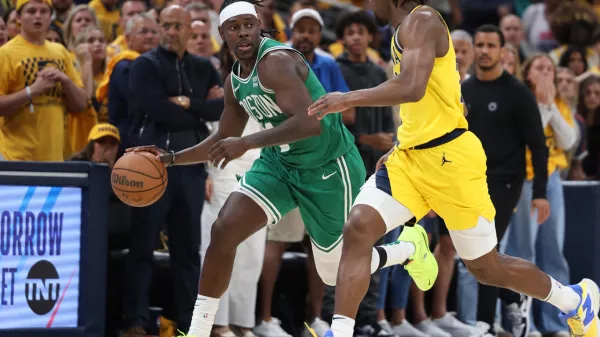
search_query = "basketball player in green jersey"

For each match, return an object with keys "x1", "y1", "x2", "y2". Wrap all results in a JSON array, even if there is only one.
[{"x1": 129, "y1": 1, "x2": 435, "y2": 336}]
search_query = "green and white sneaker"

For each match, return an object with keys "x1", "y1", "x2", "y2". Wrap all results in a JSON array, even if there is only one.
[{"x1": 398, "y1": 224, "x2": 438, "y2": 291}]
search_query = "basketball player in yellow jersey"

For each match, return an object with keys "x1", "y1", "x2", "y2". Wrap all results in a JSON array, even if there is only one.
[{"x1": 308, "y1": 1, "x2": 600, "y2": 337}]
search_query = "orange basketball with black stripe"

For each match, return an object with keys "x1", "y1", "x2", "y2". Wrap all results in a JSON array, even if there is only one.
[{"x1": 111, "y1": 152, "x2": 168, "y2": 207}]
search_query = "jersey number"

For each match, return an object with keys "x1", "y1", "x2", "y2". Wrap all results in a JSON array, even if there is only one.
[{"x1": 265, "y1": 122, "x2": 291, "y2": 152}]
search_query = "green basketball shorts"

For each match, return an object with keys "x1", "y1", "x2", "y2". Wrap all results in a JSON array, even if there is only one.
[{"x1": 234, "y1": 146, "x2": 366, "y2": 253}]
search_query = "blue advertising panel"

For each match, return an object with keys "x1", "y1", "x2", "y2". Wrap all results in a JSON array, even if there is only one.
[
  {"x1": 0, "y1": 162, "x2": 109, "y2": 337},
  {"x1": 0, "y1": 186, "x2": 82, "y2": 329}
]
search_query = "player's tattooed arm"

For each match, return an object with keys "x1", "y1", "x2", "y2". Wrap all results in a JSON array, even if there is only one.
[
  {"x1": 170, "y1": 74, "x2": 249, "y2": 166},
  {"x1": 240, "y1": 49, "x2": 322, "y2": 149},
  {"x1": 308, "y1": 9, "x2": 445, "y2": 117}
]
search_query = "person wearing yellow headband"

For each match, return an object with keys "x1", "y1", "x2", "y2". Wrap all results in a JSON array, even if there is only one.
[{"x1": 0, "y1": 0, "x2": 87, "y2": 162}]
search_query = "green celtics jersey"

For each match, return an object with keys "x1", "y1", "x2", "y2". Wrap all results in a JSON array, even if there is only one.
[{"x1": 230, "y1": 38, "x2": 355, "y2": 169}]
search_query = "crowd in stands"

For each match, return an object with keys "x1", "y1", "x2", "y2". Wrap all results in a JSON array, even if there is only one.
[{"x1": 0, "y1": 0, "x2": 599, "y2": 337}]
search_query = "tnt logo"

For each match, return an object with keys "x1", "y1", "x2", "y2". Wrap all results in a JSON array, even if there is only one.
[{"x1": 25, "y1": 260, "x2": 60, "y2": 315}]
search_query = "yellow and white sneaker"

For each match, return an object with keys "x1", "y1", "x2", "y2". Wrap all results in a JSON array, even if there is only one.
[{"x1": 559, "y1": 278, "x2": 600, "y2": 337}]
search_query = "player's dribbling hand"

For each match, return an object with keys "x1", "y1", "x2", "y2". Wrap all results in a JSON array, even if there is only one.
[
  {"x1": 308, "y1": 92, "x2": 350, "y2": 120},
  {"x1": 531, "y1": 198, "x2": 551, "y2": 225},
  {"x1": 209, "y1": 137, "x2": 250, "y2": 169},
  {"x1": 126, "y1": 145, "x2": 171, "y2": 165}
]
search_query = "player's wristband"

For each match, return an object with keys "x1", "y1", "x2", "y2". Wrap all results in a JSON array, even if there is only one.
[
  {"x1": 167, "y1": 150, "x2": 176, "y2": 167},
  {"x1": 25, "y1": 86, "x2": 34, "y2": 113}
]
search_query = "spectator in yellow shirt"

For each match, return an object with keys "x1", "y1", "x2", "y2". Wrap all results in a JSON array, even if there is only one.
[
  {"x1": 67, "y1": 25, "x2": 108, "y2": 154},
  {"x1": 62, "y1": 5, "x2": 103, "y2": 157},
  {"x1": 63, "y1": 4, "x2": 99, "y2": 51},
  {"x1": 106, "y1": 0, "x2": 147, "y2": 63},
  {"x1": 0, "y1": 0, "x2": 86, "y2": 161},
  {"x1": 88, "y1": 0, "x2": 119, "y2": 42}
]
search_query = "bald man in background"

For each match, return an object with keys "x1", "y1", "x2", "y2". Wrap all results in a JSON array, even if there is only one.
[
  {"x1": 124, "y1": 5, "x2": 224, "y2": 336},
  {"x1": 500, "y1": 14, "x2": 532, "y2": 62},
  {"x1": 187, "y1": 20, "x2": 220, "y2": 68}
]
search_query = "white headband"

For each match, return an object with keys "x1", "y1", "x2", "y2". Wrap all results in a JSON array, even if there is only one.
[{"x1": 219, "y1": 2, "x2": 258, "y2": 26}]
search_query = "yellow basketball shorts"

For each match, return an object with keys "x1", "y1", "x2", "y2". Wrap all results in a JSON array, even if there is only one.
[{"x1": 384, "y1": 131, "x2": 496, "y2": 231}]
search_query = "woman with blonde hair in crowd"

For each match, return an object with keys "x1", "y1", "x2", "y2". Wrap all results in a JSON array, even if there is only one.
[
  {"x1": 555, "y1": 67, "x2": 588, "y2": 181},
  {"x1": 63, "y1": 5, "x2": 99, "y2": 51},
  {"x1": 62, "y1": 6, "x2": 102, "y2": 157},
  {"x1": 505, "y1": 54, "x2": 577, "y2": 337},
  {"x1": 74, "y1": 25, "x2": 107, "y2": 120},
  {"x1": 501, "y1": 44, "x2": 522, "y2": 80},
  {"x1": 67, "y1": 25, "x2": 108, "y2": 155}
]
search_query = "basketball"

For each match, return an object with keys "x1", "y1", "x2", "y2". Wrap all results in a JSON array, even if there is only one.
[{"x1": 111, "y1": 151, "x2": 168, "y2": 207}]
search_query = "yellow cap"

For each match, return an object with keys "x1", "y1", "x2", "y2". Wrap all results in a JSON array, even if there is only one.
[
  {"x1": 16, "y1": 0, "x2": 52, "y2": 11},
  {"x1": 88, "y1": 123, "x2": 121, "y2": 143}
]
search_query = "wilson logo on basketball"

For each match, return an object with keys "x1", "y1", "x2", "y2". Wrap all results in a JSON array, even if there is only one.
[{"x1": 112, "y1": 173, "x2": 144, "y2": 188}]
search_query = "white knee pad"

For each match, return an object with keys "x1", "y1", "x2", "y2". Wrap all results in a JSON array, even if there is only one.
[
  {"x1": 449, "y1": 216, "x2": 498, "y2": 260},
  {"x1": 311, "y1": 239, "x2": 343, "y2": 286}
]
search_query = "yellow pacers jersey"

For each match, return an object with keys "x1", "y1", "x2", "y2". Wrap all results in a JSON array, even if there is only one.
[
  {"x1": 391, "y1": 6, "x2": 467, "y2": 149},
  {"x1": 0, "y1": 36, "x2": 83, "y2": 161}
]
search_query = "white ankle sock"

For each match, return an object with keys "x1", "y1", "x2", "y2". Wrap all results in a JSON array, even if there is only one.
[
  {"x1": 370, "y1": 242, "x2": 415, "y2": 273},
  {"x1": 188, "y1": 295, "x2": 220, "y2": 337},
  {"x1": 543, "y1": 276, "x2": 580, "y2": 314},
  {"x1": 330, "y1": 315, "x2": 355, "y2": 337}
]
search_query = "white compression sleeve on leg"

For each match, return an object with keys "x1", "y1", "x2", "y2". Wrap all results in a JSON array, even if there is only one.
[{"x1": 188, "y1": 295, "x2": 220, "y2": 337}]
